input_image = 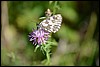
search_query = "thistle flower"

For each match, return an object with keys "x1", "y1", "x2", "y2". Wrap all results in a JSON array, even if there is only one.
[{"x1": 28, "y1": 29, "x2": 50, "y2": 45}]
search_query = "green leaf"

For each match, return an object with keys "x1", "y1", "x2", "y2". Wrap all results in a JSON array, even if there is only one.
[
  {"x1": 34, "y1": 45, "x2": 39, "y2": 52},
  {"x1": 40, "y1": 45, "x2": 45, "y2": 55},
  {"x1": 39, "y1": 17, "x2": 46, "y2": 20}
]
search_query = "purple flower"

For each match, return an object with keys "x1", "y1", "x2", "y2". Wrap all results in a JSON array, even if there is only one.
[{"x1": 28, "y1": 29, "x2": 50, "y2": 45}]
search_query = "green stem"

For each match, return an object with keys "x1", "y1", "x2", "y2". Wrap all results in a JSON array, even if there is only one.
[
  {"x1": 45, "y1": 51, "x2": 50, "y2": 65},
  {"x1": 53, "y1": 1, "x2": 58, "y2": 15}
]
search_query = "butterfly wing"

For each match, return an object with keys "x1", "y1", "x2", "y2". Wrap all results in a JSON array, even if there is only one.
[{"x1": 39, "y1": 14, "x2": 62, "y2": 33}]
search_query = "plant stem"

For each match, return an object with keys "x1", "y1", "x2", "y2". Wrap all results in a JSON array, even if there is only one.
[
  {"x1": 53, "y1": 1, "x2": 58, "y2": 15},
  {"x1": 46, "y1": 51, "x2": 50, "y2": 65}
]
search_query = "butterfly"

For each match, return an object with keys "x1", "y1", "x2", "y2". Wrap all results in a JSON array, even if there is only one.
[{"x1": 38, "y1": 14, "x2": 62, "y2": 33}]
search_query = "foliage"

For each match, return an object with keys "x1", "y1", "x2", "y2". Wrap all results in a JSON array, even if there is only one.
[{"x1": 1, "y1": 1, "x2": 99, "y2": 66}]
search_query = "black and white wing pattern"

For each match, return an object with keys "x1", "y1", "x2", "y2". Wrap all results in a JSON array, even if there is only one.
[{"x1": 39, "y1": 14, "x2": 62, "y2": 33}]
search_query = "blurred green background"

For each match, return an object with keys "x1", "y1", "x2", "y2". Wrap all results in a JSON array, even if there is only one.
[{"x1": 1, "y1": 1, "x2": 99, "y2": 66}]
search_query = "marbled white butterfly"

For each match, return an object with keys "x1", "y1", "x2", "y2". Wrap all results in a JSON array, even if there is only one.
[{"x1": 38, "y1": 9, "x2": 62, "y2": 33}]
